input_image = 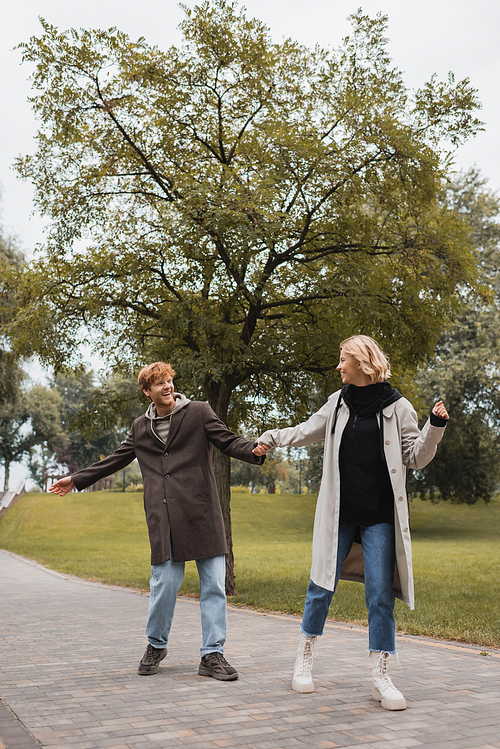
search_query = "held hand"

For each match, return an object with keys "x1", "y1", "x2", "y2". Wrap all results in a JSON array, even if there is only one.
[
  {"x1": 49, "y1": 476, "x2": 75, "y2": 496},
  {"x1": 253, "y1": 443, "x2": 272, "y2": 457},
  {"x1": 432, "y1": 401, "x2": 449, "y2": 421}
]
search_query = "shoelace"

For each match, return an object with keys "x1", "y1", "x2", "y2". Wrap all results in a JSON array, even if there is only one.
[
  {"x1": 144, "y1": 644, "x2": 162, "y2": 663},
  {"x1": 206, "y1": 652, "x2": 230, "y2": 667},
  {"x1": 375, "y1": 653, "x2": 396, "y2": 689},
  {"x1": 212, "y1": 653, "x2": 228, "y2": 665},
  {"x1": 297, "y1": 638, "x2": 318, "y2": 675}
]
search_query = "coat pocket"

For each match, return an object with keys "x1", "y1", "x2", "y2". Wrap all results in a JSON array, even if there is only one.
[{"x1": 190, "y1": 465, "x2": 210, "y2": 500}]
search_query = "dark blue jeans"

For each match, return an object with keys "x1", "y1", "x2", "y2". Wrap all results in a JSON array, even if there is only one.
[{"x1": 301, "y1": 523, "x2": 396, "y2": 653}]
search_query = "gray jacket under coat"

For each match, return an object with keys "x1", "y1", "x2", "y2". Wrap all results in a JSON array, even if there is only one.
[{"x1": 71, "y1": 400, "x2": 262, "y2": 564}]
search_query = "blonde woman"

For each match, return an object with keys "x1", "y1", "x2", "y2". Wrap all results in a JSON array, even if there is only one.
[{"x1": 253, "y1": 335, "x2": 448, "y2": 710}]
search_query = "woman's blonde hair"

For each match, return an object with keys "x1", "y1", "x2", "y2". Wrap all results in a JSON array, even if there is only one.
[{"x1": 340, "y1": 335, "x2": 390, "y2": 384}]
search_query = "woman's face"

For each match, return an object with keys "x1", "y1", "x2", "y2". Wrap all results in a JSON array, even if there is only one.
[{"x1": 337, "y1": 350, "x2": 369, "y2": 386}]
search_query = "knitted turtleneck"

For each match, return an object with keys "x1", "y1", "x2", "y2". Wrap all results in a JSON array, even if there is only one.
[{"x1": 338, "y1": 382, "x2": 401, "y2": 527}]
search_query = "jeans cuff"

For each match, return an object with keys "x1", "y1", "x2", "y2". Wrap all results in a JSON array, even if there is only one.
[
  {"x1": 200, "y1": 647, "x2": 224, "y2": 657},
  {"x1": 148, "y1": 639, "x2": 168, "y2": 649},
  {"x1": 301, "y1": 626, "x2": 322, "y2": 638},
  {"x1": 367, "y1": 648, "x2": 399, "y2": 661}
]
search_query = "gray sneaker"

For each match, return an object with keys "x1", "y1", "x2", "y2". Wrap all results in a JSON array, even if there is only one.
[
  {"x1": 138, "y1": 643, "x2": 167, "y2": 675},
  {"x1": 198, "y1": 652, "x2": 238, "y2": 681}
]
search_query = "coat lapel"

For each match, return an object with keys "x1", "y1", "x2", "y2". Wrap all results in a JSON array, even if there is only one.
[
  {"x1": 146, "y1": 419, "x2": 164, "y2": 446},
  {"x1": 165, "y1": 408, "x2": 188, "y2": 449}
]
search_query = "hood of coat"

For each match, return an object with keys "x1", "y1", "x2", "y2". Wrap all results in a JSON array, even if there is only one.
[{"x1": 144, "y1": 392, "x2": 191, "y2": 421}]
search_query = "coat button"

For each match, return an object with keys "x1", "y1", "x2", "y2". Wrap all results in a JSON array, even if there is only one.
[
  {"x1": 163, "y1": 498, "x2": 167, "y2": 504},
  {"x1": 165, "y1": 474, "x2": 171, "y2": 479},
  {"x1": 398, "y1": 496, "x2": 404, "y2": 501},
  {"x1": 385, "y1": 440, "x2": 390, "y2": 444},
  {"x1": 391, "y1": 468, "x2": 396, "y2": 473},
  {"x1": 404, "y1": 527, "x2": 408, "y2": 532},
  {"x1": 164, "y1": 451, "x2": 169, "y2": 456}
]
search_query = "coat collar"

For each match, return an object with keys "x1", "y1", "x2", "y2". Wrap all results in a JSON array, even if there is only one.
[{"x1": 381, "y1": 400, "x2": 399, "y2": 418}]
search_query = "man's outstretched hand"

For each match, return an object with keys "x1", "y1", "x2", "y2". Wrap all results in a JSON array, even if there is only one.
[
  {"x1": 49, "y1": 476, "x2": 75, "y2": 496},
  {"x1": 253, "y1": 443, "x2": 272, "y2": 457}
]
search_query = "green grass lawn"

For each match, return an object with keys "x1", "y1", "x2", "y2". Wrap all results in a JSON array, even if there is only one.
[{"x1": 1, "y1": 490, "x2": 499, "y2": 647}]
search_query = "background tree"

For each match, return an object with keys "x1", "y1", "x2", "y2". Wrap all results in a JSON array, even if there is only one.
[
  {"x1": 409, "y1": 169, "x2": 500, "y2": 503},
  {"x1": 51, "y1": 370, "x2": 125, "y2": 471},
  {"x1": 27, "y1": 371, "x2": 145, "y2": 489},
  {"x1": 0, "y1": 399, "x2": 34, "y2": 490},
  {"x1": 231, "y1": 449, "x2": 290, "y2": 492},
  {"x1": 5, "y1": 2, "x2": 483, "y2": 590},
  {"x1": 27, "y1": 384, "x2": 65, "y2": 490},
  {"x1": 64, "y1": 370, "x2": 147, "y2": 490},
  {"x1": 0, "y1": 196, "x2": 25, "y2": 408},
  {"x1": 302, "y1": 443, "x2": 324, "y2": 493},
  {"x1": 0, "y1": 197, "x2": 30, "y2": 489}
]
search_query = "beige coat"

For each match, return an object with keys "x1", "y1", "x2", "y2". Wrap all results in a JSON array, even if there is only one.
[{"x1": 259, "y1": 390, "x2": 446, "y2": 609}]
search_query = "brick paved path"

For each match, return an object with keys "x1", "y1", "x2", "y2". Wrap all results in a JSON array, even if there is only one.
[{"x1": 1, "y1": 549, "x2": 499, "y2": 749}]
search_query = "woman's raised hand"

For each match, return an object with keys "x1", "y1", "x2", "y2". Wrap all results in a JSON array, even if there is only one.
[{"x1": 432, "y1": 401, "x2": 449, "y2": 420}]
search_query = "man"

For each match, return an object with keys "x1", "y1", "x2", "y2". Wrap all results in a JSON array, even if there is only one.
[{"x1": 50, "y1": 362, "x2": 264, "y2": 681}]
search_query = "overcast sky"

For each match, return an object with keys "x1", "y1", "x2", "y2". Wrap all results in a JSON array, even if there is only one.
[
  {"x1": 1, "y1": 0, "x2": 499, "y2": 254},
  {"x1": 1, "y1": 1, "x2": 499, "y2": 488}
]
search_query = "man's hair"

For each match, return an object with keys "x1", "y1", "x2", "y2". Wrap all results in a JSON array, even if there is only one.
[
  {"x1": 137, "y1": 362, "x2": 176, "y2": 392},
  {"x1": 340, "y1": 335, "x2": 390, "y2": 383}
]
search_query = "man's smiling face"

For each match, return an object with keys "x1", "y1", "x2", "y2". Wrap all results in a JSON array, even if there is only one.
[{"x1": 143, "y1": 377, "x2": 175, "y2": 416}]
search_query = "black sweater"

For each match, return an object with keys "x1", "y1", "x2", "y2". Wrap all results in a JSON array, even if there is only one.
[
  {"x1": 339, "y1": 382, "x2": 401, "y2": 526},
  {"x1": 338, "y1": 383, "x2": 446, "y2": 526}
]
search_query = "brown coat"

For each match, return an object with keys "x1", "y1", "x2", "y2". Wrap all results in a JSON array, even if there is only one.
[{"x1": 71, "y1": 401, "x2": 262, "y2": 564}]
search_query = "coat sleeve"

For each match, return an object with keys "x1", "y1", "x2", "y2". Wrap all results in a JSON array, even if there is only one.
[
  {"x1": 202, "y1": 405, "x2": 264, "y2": 464},
  {"x1": 399, "y1": 400, "x2": 446, "y2": 470},
  {"x1": 71, "y1": 427, "x2": 137, "y2": 491},
  {"x1": 258, "y1": 395, "x2": 334, "y2": 448}
]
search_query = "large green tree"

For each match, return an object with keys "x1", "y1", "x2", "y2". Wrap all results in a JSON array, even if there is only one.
[{"x1": 5, "y1": 2, "x2": 482, "y2": 590}]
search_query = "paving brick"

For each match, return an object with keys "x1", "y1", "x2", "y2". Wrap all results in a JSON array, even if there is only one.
[{"x1": 1, "y1": 550, "x2": 500, "y2": 749}]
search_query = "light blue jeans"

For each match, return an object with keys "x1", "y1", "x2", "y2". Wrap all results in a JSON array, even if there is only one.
[
  {"x1": 146, "y1": 551, "x2": 227, "y2": 657},
  {"x1": 301, "y1": 523, "x2": 397, "y2": 653}
]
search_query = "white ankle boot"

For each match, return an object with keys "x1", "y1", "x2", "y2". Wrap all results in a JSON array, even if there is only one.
[
  {"x1": 292, "y1": 634, "x2": 318, "y2": 693},
  {"x1": 370, "y1": 651, "x2": 407, "y2": 710}
]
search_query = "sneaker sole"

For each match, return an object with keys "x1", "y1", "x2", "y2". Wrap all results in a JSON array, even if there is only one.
[
  {"x1": 198, "y1": 665, "x2": 238, "y2": 681},
  {"x1": 372, "y1": 687, "x2": 407, "y2": 710},
  {"x1": 292, "y1": 678, "x2": 315, "y2": 694},
  {"x1": 138, "y1": 649, "x2": 167, "y2": 676}
]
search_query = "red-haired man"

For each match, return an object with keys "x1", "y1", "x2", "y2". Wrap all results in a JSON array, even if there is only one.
[{"x1": 50, "y1": 362, "x2": 265, "y2": 682}]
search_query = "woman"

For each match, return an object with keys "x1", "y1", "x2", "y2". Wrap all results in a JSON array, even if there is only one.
[{"x1": 253, "y1": 335, "x2": 448, "y2": 710}]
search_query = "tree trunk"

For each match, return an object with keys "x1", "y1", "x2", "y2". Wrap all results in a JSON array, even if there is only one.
[
  {"x1": 207, "y1": 382, "x2": 237, "y2": 595},
  {"x1": 4, "y1": 460, "x2": 10, "y2": 491},
  {"x1": 212, "y1": 447, "x2": 236, "y2": 595}
]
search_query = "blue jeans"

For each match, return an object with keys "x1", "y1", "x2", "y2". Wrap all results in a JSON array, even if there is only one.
[
  {"x1": 146, "y1": 551, "x2": 227, "y2": 657},
  {"x1": 301, "y1": 523, "x2": 396, "y2": 653}
]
